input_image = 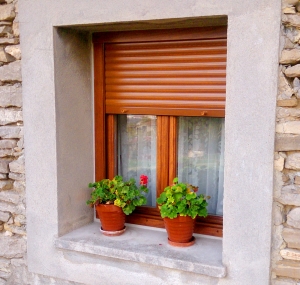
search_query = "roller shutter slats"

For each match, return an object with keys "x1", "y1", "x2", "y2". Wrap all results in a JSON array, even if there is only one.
[{"x1": 104, "y1": 36, "x2": 226, "y2": 116}]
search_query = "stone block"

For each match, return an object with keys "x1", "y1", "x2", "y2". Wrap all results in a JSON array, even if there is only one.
[
  {"x1": 0, "y1": 160, "x2": 9, "y2": 173},
  {"x1": 13, "y1": 214, "x2": 25, "y2": 226},
  {"x1": 272, "y1": 279, "x2": 298, "y2": 285},
  {"x1": 280, "y1": 49, "x2": 300, "y2": 64},
  {"x1": 0, "y1": 38, "x2": 18, "y2": 45},
  {"x1": 0, "y1": 60, "x2": 21, "y2": 82},
  {"x1": 0, "y1": 139, "x2": 17, "y2": 149},
  {"x1": 12, "y1": 21, "x2": 18, "y2": 37},
  {"x1": 278, "y1": 72, "x2": 294, "y2": 99},
  {"x1": 276, "y1": 134, "x2": 300, "y2": 151},
  {"x1": 295, "y1": 175, "x2": 300, "y2": 184},
  {"x1": 0, "y1": 85, "x2": 22, "y2": 107},
  {"x1": 280, "y1": 248, "x2": 300, "y2": 261},
  {"x1": 8, "y1": 172, "x2": 24, "y2": 181},
  {"x1": 282, "y1": 227, "x2": 300, "y2": 249},
  {"x1": 276, "y1": 184, "x2": 300, "y2": 206},
  {"x1": 0, "y1": 4, "x2": 15, "y2": 21},
  {"x1": 0, "y1": 190, "x2": 19, "y2": 204},
  {"x1": 0, "y1": 201, "x2": 24, "y2": 215},
  {"x1": 0, "y1": 25, "x2": 11, "y2": 36},
  {"x1": 276, "y1": 121, "x2": 300, "y2": 135},
  {"x1": 5, "y1": 45, "x2": 20, "y2": 60},
  {"x1": 0, "y1": 235, "x2": 26, "y2": 258},
  {"x1": 0, "y1": 211, "x2": 9, "y2": 222},
  {"x1": 0, "y1": 180, "x2": 13, "y2": 190},
  {"x1": 285, "y1": 153, "x2": 300, "y2": 170},
  {"x1": 283, "y1": 7, "x2": 297, "y2": 14},
  {"x1": 283, "y1": 0, "x2": 299, "y2": 6},
  {"x1": 277, "y1": 98, "x2": 298, "y2": 107},
  {"x1": 0, "y1": 46, "x2": 14, "y2": 63},
  {"x1": 275, "y1": 153, "x2": 285, "y2": 171},
  {"x1": 0, "y1": 109, "x2": 22, "y2": 125},
  {"x1": 285, "y1": 64, "x2": 300, "y2": 77},
  {"x1": 287, "y1": 207, "x2": 300, "y2": 229},
  {"x1": 4, "y1": 224, "x2": 25, "y2": 236},
  {"x1": 283, "y1": 14, "x2": 300, "y2": 28},
  {"x1": 13, "y1": 181, "x2": 24, "y2": 193},
  {"x1": 9, "y1": 155, "x2": 24, "y2": 174},
  {"x1": 273, "y1": 225, "x2": 284, "y2": 250},
  {"x1": 274, "y1": 260, "x2": 300, "y2": 279},
  {"x1": 0, "y1": 126, "x2": 23, "y2": 139}
]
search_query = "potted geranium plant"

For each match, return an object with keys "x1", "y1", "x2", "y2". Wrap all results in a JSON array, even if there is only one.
[
  {"x1": 87, "y1": 175, "x2": 148, "y2": 236},
  {"x1": 156, "y1": 177, "x2": 209, "y2": 246}
]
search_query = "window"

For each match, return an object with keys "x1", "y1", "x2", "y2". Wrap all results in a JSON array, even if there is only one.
[{"x1": 94, "y1": 26, "x2": 227, "y2": 236}]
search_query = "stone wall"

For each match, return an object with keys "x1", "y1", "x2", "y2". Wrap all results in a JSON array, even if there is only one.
[
  {"x1": 272, "y1": 0, "x2": 300, "y2": 284},
  {"x1": 0, "y1": 0, "x2": 26, "y2": 284}
]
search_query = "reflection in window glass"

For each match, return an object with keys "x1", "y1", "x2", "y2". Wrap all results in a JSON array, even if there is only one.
[
  {"x1": 117, "y1": 115, "x2": 157, "y2": 207},
  {"x1": 178, "y1": 117, "x2": 225, "y2": 215}
]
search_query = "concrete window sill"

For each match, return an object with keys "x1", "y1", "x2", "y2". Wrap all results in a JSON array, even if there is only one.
[{"x1": 55, "y1": 222, "x2": 226, "y2": 278}]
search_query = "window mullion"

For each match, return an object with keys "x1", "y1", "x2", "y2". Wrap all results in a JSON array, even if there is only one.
[
  {"x1": 156, "y1": 116, "x2": 170, "y2": 197},
  {"x1": 168, "y1": 116, "x2": 177, "y2": 185}
]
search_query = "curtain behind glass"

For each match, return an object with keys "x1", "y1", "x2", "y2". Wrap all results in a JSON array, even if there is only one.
[
  {"x1": 117, "y1": 115, "x2": 157, "y2": 207},
  {"x1": 178, "y1": 117, "x2": 225, "y2": 215}
]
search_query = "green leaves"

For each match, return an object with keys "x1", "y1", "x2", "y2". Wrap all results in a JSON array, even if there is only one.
[
  {"x1": 156, "y1": 177, "x2": 209, "y2": 219},
  {"x1": 87, "y1": 175, "x2": 149, "y2": 215}
]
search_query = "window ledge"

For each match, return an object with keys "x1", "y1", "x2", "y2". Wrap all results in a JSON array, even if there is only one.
[{"x1": 55, "y1": 222, "x2": 226, "y2": 278}]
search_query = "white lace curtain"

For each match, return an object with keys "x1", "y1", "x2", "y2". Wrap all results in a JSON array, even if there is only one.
[
  {"x1": 118, "y1": 115, "x2": 157, "y2": 207},
  {"x1": 118, "y1": 115, "x2": 225, "y2": 214},
  {"x1": 178, "y1": 117, "x2": 225, "y2": 215}
]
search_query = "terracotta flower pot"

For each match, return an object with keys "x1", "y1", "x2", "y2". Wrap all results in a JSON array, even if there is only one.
[
  {"x1": 96, "y1": 204, "x2": 126, "y2": 232},
  {"x1": 164, "y1": 215, "x2": 196, "y2": 245}
]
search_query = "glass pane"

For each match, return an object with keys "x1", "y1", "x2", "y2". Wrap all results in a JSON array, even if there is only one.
[
  {"x1": 177, "y1": 117, "x2": 225, "y2": 215},
  {"x1": 117, "y1": 115, "x2": 157, "y2": 207}
]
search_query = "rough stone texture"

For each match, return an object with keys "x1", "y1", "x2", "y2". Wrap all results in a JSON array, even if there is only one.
[
  {"x1": 0, "y1": 126, "x2": 22, "y2": 139},
  {"x1": 295, "y1": 175, "x2": 300, "y2": 184},
  {"x1": 284, "y1": 64, "x2": 300, "y2": 77},
  {"x1": 0, "y1": 140, "x2": 17, "y2": 149},
  {"x1": 287, "y1": 207, "x2": 300, "y2": 228},
  {"x1": 277, "y1": 106, "x2": 300, "y2": 119},
  {"x1": 0, "y1": 4, "x2": 14, "y2": 21},
  {"x1": 280, "y1": 49, "x2": 300, "y2": 64},
  {"x1": 276, "y1": 185, "x2": 300, "y2": 206},
  {"x1": 0, "y1": 211, "x2": 9, "y2": 222},
  {"x1": 0, "y1": 235, "x2": 26, "y2": 258},
  {"x1": 0, "y1": 180, "x2": 13, "y2": 190},
  {"x1": 0, "y1": 85, "x2": 22, "y2": 107},
  {"x1": 283, "y1": 7, "x2": 296, "y2": 13},
  {"x1": 274, "y1": 202, "x2": 285, "y2": 225},
  {"x1": 285, "y1": 153, "x2": 300, "y2": 170},
  {"x1": 281, "y1": 248, "x2": 300, "y2": 261},
  {"x1": 282, "y1": 227, "x2": 300, "y2": 249},
  {"x1": 5, "y1": 45, "x2": 20, "y2": 60},
  {"x1": 0, "y1": 109, "x2": 21, "y2": 125},
  {"x1": 275, "y1": 153, "x2": 286, "y2": 171},
  {"x1": 0, "y1": 159, "x2": 9, "y2": 173},
  {"x1": 274, "y1": 260, "x2": 300, "y2": 279},
  {"x1": 277, "y1": 98, "x2": 298, "y2": 107},
  {"x1": 276, "y1": 134, "x2": 300, "y2": 151},
  {"x1": 283, "y1": 14, "x2": 300, "y2": 28},
  {"x1": 0, "y1": 60, "x2": 21, "y2": 82},
  {"x1": 276, "y1": 121, "x2": 300, "y2": 134},
  {"x1": 0, "y1": 190, "x2": 19, "y2": 204},
  {"x1": 9, "y1": 155, "x2": 24, "y2": 173},
  {"x1": 283, "y1": 0, "x2": 299, "y2": 6},
  {"x1": 278, "y1": 72, "x2": 294, "y2": 99}
]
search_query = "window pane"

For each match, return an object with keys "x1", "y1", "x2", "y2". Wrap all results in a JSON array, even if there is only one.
[
  {"x1": 177, "y1": 117, "x2": 225, "y2": 216},
  {"x1": 117, "y1": 115, "x2": 157, "y2": 207}
]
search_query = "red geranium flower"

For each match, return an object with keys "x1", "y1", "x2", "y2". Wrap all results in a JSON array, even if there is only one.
[{"x1": 140, "y1": 174, "x2": 148, "y2": 186}]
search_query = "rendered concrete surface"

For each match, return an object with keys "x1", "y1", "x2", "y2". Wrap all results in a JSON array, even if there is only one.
[
  {"x1": 55, "y1": 222, "x2": 225, "y2": 277},
  {"x1": 19, "y1": 0, "x2": 281, "y2": 284}
]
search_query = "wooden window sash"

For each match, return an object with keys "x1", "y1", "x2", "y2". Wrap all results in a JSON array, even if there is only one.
[{"x1": 94, "y1": 26, "x2": 226, "y2": 237}]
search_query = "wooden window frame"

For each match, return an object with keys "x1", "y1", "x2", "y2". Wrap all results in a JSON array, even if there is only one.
[{"x1": 94, "y1": 26, "x2": 226, "y2": 237}]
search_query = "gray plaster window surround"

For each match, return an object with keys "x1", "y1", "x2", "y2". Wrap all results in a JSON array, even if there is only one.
[{"x1": 19, "y1": 0, "x2": 281, "y2": 284}]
